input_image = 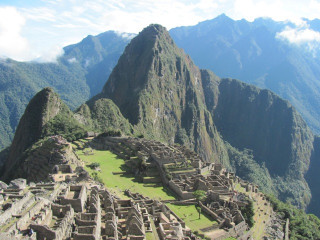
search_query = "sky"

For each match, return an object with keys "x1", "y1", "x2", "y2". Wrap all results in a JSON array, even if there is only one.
[{"x1": 0, "y1": 0, "x2": 320, "y2": 62}]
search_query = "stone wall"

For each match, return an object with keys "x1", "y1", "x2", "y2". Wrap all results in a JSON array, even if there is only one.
[
  {"x1": 15, "y1": 200, "x2": 48, "y2": 231},
  {"x1": 60, "y1": 185, "x2": 87, "y2": 212},
  {"x1": 31, "y1": 204, "x2": 74, "y2": 240},
  {"x1": 0, "y1": 191, "x2": 33, "y2": 226},
  {"x1": 168, "y1": 181, "x2": 193, "y2": 200},
  {"x1": 199, "y1": 202, "x2": 222, "y2": 223}
]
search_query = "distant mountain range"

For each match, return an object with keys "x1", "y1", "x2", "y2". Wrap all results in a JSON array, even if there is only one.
[
  {"x1": 170, "y1": 14, "x2": 320, "y2": 135},
  {"x1": 0, "y1": 31, "x2": 131, "y2": 150}
]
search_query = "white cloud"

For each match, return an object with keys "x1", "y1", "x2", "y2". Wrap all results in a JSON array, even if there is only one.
[
  {"x1": 67, "y1": 57, "x2": 77, "y2": 63},
  {"x1": 277, "y1": 27, "x2": 320, "y2": 44},
  {"x1": 1, "y1": 0, "x2": 320, "y2": 61},
  {"x1": 115, "y1": 32, "x2": 136, "y2": 40},
  {"x1": 34, "y1": 45, "x2": 64, "y2": 63},
  {"x1": 0, "y1": 7, "x2": 29, "y2": 61}
]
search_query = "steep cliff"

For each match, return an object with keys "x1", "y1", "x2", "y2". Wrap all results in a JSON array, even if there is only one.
[{"x1": 202, "y1": 77, "x2": 314, "y2": 207}]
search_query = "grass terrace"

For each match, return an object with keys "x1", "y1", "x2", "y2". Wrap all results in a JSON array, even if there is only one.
[
  {"x1": 76, "y1": 147, "x2": 175, "y2": 200},
  {"x1": 167, "y1": 204, "x2": 217, "y2": 233}
]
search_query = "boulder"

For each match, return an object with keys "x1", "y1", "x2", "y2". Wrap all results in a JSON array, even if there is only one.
[
  {"x1": 9, "y1": 178, "x2": 27, "y2": 189},
  {"x1": 0, "y1": 181, "x2": 8, "y2": 190}
]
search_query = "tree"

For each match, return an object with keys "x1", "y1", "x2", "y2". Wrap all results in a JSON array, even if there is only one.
[
  {"x1": 193, "y1": 190, "x2": 206, "y2": 203},
  {"x1": 193, "y1": 190, "x2": 206, "y2": 219}
]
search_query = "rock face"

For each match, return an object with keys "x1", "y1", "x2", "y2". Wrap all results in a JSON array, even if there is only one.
[{"x1": 306, "y1": 136, "x2": 320, "y2": 216}]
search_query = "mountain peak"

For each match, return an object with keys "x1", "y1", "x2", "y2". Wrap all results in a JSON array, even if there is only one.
[
  {"x1": 2, "y1": 87, "x2": 63, "y2": 181},
  {"x1": 141, "y1": 24, "x2": 167, "y2": 34},
  {"x1": 98, "y1": 23, "x2": 177, "y2": 125}
]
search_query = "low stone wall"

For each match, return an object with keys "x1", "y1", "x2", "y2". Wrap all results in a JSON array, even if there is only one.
[
  {"x1": 0, "y1": 192, "x2": 33, "y2": 226},
  {"x1": 200, "y1": 223, "x2": 219, "y2": 232},
  {"x1": 199, "y1": 202, "x2": 222, "y2": 223},
  {"x1": 74, "y1": 226, "x2": 97, "y2": 240},
  {"x1": 168, "y1": 181, "x2": 193, "y2": 200},
  {"x1": 15, "y1": 200, "x2": 48, "y2": 231},
  {"x1": 60, "y1": 185, "x2": 87, "y2": 212},
  {"x1": 199, "y1": 166, "x2": 210, "y2": 174},
  {"x1": 164, "y1": 205, "x2": 185, "y2": 228},
  {"x1": 214, "y1": 221, "x2": 248, "y2": 240},
  {"x1": 31, "y1": 204, "x2": 74, "y2": 240}
]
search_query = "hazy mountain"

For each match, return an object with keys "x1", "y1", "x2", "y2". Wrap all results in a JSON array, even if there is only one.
[
  {"x1": 170, "y1": 14, "x2": 320, "y2": 134},
  {"x1": 0, "y1": 31, "x2": 131, "y2": 150}
]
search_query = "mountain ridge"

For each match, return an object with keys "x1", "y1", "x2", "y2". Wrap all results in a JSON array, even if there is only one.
[{"x1": 169, "y1": 15, "x2": 320, "y2": 135}]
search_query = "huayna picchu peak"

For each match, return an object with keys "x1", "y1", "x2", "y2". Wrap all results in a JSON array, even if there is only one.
[{"x1": 1, "y1": 23, "x2": 320, "y2": 239}]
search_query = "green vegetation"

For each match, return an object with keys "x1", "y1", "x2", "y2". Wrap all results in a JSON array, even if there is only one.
[
  {"x1": 43, "y1": 104, "x2": 88, "y2": 142},
  {"x1": 226, "y1": 143, "x2": 275, "y2": 195},
  {"x1": 80, "y1": 98, "x2": 132, "y2": 135},
  {"x1": 193, "y1": 190, "x2": 207, "y2": 219},
  {"x1": 239, "y1": 199, "x2": 255, "y2": 228},
  {"x1": 267, "y1": 194, "x2": 320, "y2": 240},
  {"x1": 167, "y1": 204, "x2": 216, "y2": 233},
  {"x1": 87, "y1": 162, "x2": 100, "y2": 169},
  {"x1": 78, "y1": 147, "x2": 175, "y2": 200}
]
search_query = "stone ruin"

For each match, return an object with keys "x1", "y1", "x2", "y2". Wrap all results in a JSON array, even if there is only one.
[
  {"x1": 89, "y1": 136, "x2": 256, "y2": 239},
  {"x1": 0, "y1": 135, "x2": 268, "y2": 240}
]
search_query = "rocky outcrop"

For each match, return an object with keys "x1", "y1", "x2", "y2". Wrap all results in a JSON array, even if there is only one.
[
  {"x1": 1, "y1": 88, "x2": 86, "y2": 182},
  {"x1": 1, "y1": 88, "x2": 63, "y2": 181}
]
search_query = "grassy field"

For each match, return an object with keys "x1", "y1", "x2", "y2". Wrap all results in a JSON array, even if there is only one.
[
  {"x1": 167, "y1": 204, "x2": 217, "y2": 233},
  {"x1": 77, "y1": 148, "x2": 175, "y2": 200},
  {"x1": 75, "y1": 142, "x2": 219, "y2": 235}
]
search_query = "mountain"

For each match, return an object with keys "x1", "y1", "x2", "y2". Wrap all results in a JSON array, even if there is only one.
[
  {"x1": 0, "y1": 87, "x2": 88, "y2": 181},
  {"x1": 81, "y1": 24, "x2": 317, "y2": 211},
  {"x1": 169, "y1": 14, "x2": 320, "y2": 135},
  {"x1": 91, "y1": 24, "x2": 229, "y2": 165},
  {"x1": 0, "y1": 31, "x2": 132, "y2": 151}
]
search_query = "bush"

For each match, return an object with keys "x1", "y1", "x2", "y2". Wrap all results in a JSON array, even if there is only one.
[
  {"x1": 91, "y1": 172, "x2": 103, "y2": 184},
  {"x1": 97, "y1": 129, "x2": 122, "y2": 137},
  {"x1": 240, "y1": 199, "x2": 255, "y2": 227},
  {"x1": 88, "y1": 162, "x2": 100, "y2": 169}
]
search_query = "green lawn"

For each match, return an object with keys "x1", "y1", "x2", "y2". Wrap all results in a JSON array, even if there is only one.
[
  {"x1": 77, "y1": 148, "x2": 175, "y2": 200},
  {"x1": 167, "y1": 204, "x2": 217, "y2": 233},
  {"x1": 76, "y1": 145, "x2": 218, "y2": 234}
]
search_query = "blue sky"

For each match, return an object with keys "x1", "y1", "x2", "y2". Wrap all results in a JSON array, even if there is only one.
[{"x1": 0, "y1": 0, "x2": 320, "y2": 61}]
